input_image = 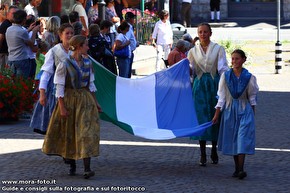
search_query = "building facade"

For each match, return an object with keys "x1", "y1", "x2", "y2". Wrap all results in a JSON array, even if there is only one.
[
  {"x1": 190, "y1": 0, "x2": 290, "y2": 21},
  {"x1": 4, "y1": 0, "x2": 290, "y2": 21}
]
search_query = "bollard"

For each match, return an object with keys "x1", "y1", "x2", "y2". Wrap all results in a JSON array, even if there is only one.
[{"x1": 275, "y1": 41, "x2": 282, "y2": 74}]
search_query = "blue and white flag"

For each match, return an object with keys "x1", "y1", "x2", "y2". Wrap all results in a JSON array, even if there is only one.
[{"x1": 91, "y1": 57, "x2": 212, "y2": 140}]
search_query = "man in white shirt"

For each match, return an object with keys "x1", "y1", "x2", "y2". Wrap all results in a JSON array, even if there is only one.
[
  {"x1": 24, "y1": 0, "x2": 42, "y2": 18},
  {"x1": 181, "y1": 0, "x2": 192, "y2": 27}
]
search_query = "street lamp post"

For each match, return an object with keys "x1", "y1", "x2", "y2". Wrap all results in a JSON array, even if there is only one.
[
  {"x1": 98, "y1": 0, "x2": 106, "y2": 22},
  {"x1": 275, "y1": 0, "x2": 282, "y2": 74}
]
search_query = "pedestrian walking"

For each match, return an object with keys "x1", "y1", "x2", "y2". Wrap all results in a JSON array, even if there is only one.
[
  {"x1": 212, "y1": 49, "x2": 259, "y2": 179},
  {"x1": 42, "y1": 35, "x2": 102, "y2": 179},
  {"x1": 152, "y1": 10, "x2": 173, "y2": 71},
  {"x1": 187, "y1": 22, "x2": 228, "y2": 166},
  {"x1": 181, "y1": 0, "x2": 192, "y2": 27}
]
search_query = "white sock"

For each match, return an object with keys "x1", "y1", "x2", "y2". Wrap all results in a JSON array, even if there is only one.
[
  {"x1": 217, "y1": 11, "x2": 220, "y2": 20},
  {"x1": 211, "y1": 11, "x2": 215, "y2": 20}
]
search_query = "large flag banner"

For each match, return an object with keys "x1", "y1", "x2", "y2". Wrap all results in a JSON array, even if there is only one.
[{"x1": 91, "y1": 57, "x2": 212, "y2": 140}]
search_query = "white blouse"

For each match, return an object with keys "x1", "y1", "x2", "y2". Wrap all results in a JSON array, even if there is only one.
[
  {"x1": 39, "y1": 44, "x2": 69, "y2": 91},
  {"x1": 152, "y1": 20, "x2": 173, "y2": 45},
  {"x1": 187, "y1": 41, "x2": 229, "y2": 78}
]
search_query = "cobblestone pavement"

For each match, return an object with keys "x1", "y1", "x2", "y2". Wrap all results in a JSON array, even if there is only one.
[{"x1": 1, "y1": 24, "x2": 290, "y2": 193}]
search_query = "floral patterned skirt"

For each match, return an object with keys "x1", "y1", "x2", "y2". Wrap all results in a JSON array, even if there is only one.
[{"x1": 42, "y1": 88, "x2": 100, "y2": 160}]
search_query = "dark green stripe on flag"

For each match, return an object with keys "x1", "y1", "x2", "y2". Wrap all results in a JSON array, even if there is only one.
[{"x1": 90, "y1": 57, "x2": 134, "y2": 135}]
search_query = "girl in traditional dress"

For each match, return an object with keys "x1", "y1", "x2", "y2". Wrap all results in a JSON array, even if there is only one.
[
  {"x1": 187, "y1": 23, "x2": 229, "y2": 166},
  {"x1": 30, "y1": 23, "x2": 74, "y2": 134},
  {"x1": 212, "y1": 49, "x2": 259, "y2": 179},
  {"x1": 42, "y1": 35, "x2": 102, "y2": 179}
]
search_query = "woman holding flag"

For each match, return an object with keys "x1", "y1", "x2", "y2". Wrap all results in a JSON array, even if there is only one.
[
  {"x1": 187, "y1": 23, "x2": 229, "y2": 166},
  {"x1": 42, "y1": 35, "x2": 102, "y2": 179}
]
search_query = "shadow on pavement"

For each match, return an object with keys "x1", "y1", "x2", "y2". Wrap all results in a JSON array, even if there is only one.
[{"x1": 1, "y1": 91, "x2": 290, "y2": 150}]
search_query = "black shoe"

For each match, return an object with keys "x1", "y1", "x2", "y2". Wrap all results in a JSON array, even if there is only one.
[
  {"x1": 238, "y1": 171, "x2": 247, "y2": 179},
  {"x1": 68, "y1": 164, "x2": 76, "y2": 176},
  {"x1": 84, "y1": 171, "x2": 95, "y2": 179},
  {"x1": 199, "y1": 155, "x2": 207, "y2": 166},
  {"x1": 232, "y1": 171, "x2": 239, "y2": 178},
  {"x1": 33, "y1": 128, "x2": 46, "y2": 135},
  {"x1": 211, "y1": 152, "x2": 219, "y2": 164}
]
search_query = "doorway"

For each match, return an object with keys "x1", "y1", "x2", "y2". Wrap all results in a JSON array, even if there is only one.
[{"x1": 228, "y1": 0, "x2": 278, "y2": 18}]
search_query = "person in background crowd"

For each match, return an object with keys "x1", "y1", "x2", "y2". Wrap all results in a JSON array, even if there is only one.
[
  {"x1": 114, "y1": 21, "x2": 131, "y2": 78},
  {"x1": 85, "y1": 0, "x2": 92, "y2": 14},
  {"x1": 30, "y1": 23, "x2": 74, "y2": 134},
  {"x1": 24, "y1": 14, "x2": 39, "y2": 79},
  {"x1": 88, "y1": 0, "x2": 99, "y2": 25},
  {"x1": 187, "y1": 22, "x2": 228, "y2": 166},
  {"x1": 88, "y1": 24, "x2": 102, "y2": 62},
  {"x1": 105, "y1": 0, "x2": 120, "y2": 47},
  {"x1": 152, "y1": 10, "x2": 173, "y2": 72},
  {"x1": 72, "y1": 0, "x2": 89, "y2": 36},
  {"x1": 182, "y1": 33, "x2": 199, "y2": 50},
  {"x1": 6, "y1": 9, "x2": 39, "y2": 79},
  {"x1": 181, "y1": 0, "x2": 192, "y2": 28},
  {"x1": 125, "y1": 12, "x2": 137, "y2": 78},
  {"x1": 0, "y1": 5, "x2": 18, "y2": 72},
  {"x1": 210, "y1": 0, "x2": 221, "y2": 22},
  {"x1": 35, "y1": 40, "x2": 49, "y2": 80},
  {"x1": 96, "y1": 20, "x2": 117, "y2": 74},
  {"x1": 69, "y1": 11, "x2": 83, "y2": 35},
  {"x1": 212, "y1": 49, "x2": 259, "y2": 179},
  {"x1": 145, "y1": 0, "x2": 157, "y2": 12},
  {"x1": 60, "y1": 14, "x2": 70, "y2": 24},
  {"x1": 42, "y1": 35, "x2": 101, "y2": 179},
  {"x1": 167, "y1": 39, "x2": 188, "y2": 67},
  {"x1": 24, "y1": 0, "x2": 42, "y2": 18},
  {"x1": 42, "y1": 16, "x2": 61, "y2": 49},
  {"x1": 89, "y1": 22, "x2": 117, "y2": 75},
  {"x1": 0, "y1": 3, "x2": 8, "y2": 25},
  {"x1": 38, "y1": 17, "x2": 47, "y2": 39},
  {"x1": 114, "y1": 0, "x2": 128, "y2": 22}
]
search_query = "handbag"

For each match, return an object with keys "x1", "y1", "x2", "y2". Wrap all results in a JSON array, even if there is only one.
[
  {"x1": 104, "y1": 48, "x2": 114, "y2": 57},
  {"x1": 114, "y1": 45, "x2": 129, "y2": 58}
]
